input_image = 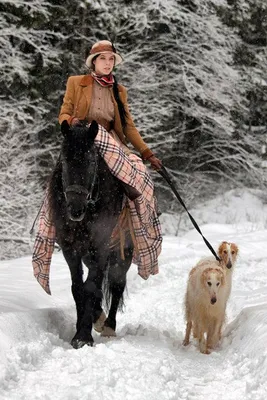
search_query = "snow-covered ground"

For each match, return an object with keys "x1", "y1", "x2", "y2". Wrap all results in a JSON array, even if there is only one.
[{"x1": 0, "y1": 189, "x2": 267, "y2": 400}]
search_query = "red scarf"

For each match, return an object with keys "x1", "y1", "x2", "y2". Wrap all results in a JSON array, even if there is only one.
[{"x1": 91, "y1": 71, "x2": 114, "y2": 87}]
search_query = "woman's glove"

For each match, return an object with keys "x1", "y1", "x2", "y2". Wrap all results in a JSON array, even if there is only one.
[
  {"x1": 70, "y1": 117, "x2": 81, "y2": 126},
  {"x1": 69, "y1": 118, "x2": 90, "y2": 127},
  {"x1": 147, "y1": 155, "x2": 162, "y2": 171}
]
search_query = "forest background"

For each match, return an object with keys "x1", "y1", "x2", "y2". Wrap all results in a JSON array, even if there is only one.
[{"x1": 0, "y1": 0, "x2": 267, "y2": 259}]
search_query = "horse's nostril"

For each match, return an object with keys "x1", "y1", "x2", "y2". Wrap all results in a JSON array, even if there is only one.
[
  {"x1": 67, "y1": 206, "x2": 86, "y2": 221},
  {"x1": 70, "y1": 213, "x2": 85, "y2": 222}
]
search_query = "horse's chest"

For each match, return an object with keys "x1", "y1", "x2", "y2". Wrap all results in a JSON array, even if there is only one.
[{"x1": 58, "y1": 220, "x2": 92, "y2": 251}]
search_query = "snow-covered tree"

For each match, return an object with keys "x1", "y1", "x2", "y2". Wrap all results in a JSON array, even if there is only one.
[
  {"x1": 0, "y1": 0, "x2": 266, "y2": 259},
  {"x1": 82, "y1": 0, "x2": 263, "y2": 207},
  {"x1": 0, "y1": 0, "x2": 63, "y2": 257},
  {"x1": 217, "y1": 0, "x2": 267, "y2": 186}
]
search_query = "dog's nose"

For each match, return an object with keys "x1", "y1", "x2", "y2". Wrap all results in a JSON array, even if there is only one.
[
  {"x1": 226, "y1": 261, "x2": 232, "y2": 269},
  {"x1": 211, "y1": 297, "x2": 217, "y2": 304}
]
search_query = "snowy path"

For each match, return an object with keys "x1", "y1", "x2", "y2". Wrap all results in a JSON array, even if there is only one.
[{"x1": 0, "y1": 222, "x2": 267, "y2": 399}]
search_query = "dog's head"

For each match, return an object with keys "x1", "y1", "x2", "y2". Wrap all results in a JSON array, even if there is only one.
[
  {"x1": 218, "y1": 241, "x2": 239, "y2": 270},
  {"x1": 201, "y1": 267, "x2": 225, "y2": 305}
]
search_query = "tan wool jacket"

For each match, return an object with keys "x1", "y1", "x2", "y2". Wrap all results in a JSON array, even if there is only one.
[{"x1": 58, "y1": 75, "x2": 153, "y2": 159}]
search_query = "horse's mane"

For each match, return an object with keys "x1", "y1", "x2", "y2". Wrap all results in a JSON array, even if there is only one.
[
  {"x1": 62, "y1": 125, "x2": 95, "y2": 162},
  {"x1": 47, "y1": 124, "x2": 96, "y2": 215}
]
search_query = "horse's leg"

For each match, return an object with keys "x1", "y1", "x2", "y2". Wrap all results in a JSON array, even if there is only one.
[
  {"x1": 81, "y1": 254, "x2": 107, "y2": 333},
  {"x1": 101, "y1": 244, "x2": 133, "y2": 337},
  {"x1": 71, "y1": 248, "x2": 109, "y2": 348},
  {"x1": 93, "y1": 308, "x2": 107, "y2": 333},
  {"x1": 62, "y1": 249, "x2": 84, "y2": 333}
]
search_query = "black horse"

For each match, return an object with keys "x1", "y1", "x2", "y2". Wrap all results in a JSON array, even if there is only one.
[{"x1": 48, "y1": 120, "x2": 133, "y2": 348}]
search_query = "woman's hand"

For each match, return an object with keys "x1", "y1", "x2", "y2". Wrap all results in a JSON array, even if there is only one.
[
  {"x1": 71, "y1": 118, "x2": 81, "y2": 126},
  {"x1": 148, "y1": 155, "x2": 162, "y2": 170}
]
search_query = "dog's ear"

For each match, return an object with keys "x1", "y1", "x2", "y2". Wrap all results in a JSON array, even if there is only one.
[
  {"x1": 61, "y1": 120, "x2": 70, "y2": 137},
  {"x1": 201, "y1": 270, "x2": 207, "y2": 287},
  {"x1": 231, "y1": 243, "x2": 239, "y2": 259},
  {"x1": 218, "y1": 241, "x2": 227, "y2": 258}
]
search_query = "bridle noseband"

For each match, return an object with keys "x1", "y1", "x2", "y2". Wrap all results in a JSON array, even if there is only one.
[{"x1": 63, "y1": 148, "x2": 100, "y2": 210}]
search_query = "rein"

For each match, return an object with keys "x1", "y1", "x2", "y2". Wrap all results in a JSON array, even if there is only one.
[
  {"x1": 63, "y1": 148, "x2": 100, "y2": 210},
  {"x1": 158, "y1": 165, "x2": 220, "y2": 262}
]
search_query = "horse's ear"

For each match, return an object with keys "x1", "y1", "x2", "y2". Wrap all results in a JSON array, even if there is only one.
[
  {"x1": 61, "y1": 120, "x2": 70, "y2": 137},
  {"x1": 89, "y1": 120, "x2": 99, "y2": 140}
]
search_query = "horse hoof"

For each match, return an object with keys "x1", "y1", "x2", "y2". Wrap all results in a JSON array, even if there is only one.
[
  {"x1": 93, "y1": 311, "x2": 107, "y2": 333},
  {"x1": 101, "y1": 326, "x2": 116, "y2": 337},
  {"x1": 71, "y1": 338, "x2": 94, "y2": 349}
]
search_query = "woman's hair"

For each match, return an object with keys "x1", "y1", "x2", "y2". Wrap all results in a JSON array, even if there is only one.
[
  {"x1": 113, "y1": 75, "x2": 127, "y2": 129},
  {"x1": 91, "y1": 55, "x2": 98, "y2": 69}
]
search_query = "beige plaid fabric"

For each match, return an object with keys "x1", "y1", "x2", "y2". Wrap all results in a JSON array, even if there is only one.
[
  {"x1": 32, "y1": 195, "x2": 56, "y2": 294},
  {"x1": 32, "y1": 125, "x2": 162, "y2": 294}
]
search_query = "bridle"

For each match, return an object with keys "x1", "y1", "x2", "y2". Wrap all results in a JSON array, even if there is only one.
[{"x1": 63, "y1": 147, "x2": 100, "y2": 210}]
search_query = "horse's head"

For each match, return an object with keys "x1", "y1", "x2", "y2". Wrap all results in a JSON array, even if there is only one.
[{"x1": 60, "y1": 120, "x2": 99, "y2": 221}]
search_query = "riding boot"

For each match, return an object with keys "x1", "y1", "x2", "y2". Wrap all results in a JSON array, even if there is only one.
[{"x1": 120, "y1": 181, "x2": 141, "y2": 200}]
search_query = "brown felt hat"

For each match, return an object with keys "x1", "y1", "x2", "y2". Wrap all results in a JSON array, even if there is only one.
[{"x1": 85, "y1": 40, "x2": 123, "y2": 68}]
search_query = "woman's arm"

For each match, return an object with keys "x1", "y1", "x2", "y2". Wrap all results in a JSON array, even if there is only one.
[
  {"x1": 58, "y1": 77, "x2": 76, "y2": 125},
  {"x1": 120, "y1": 87, "x2": 162, "y2": 169}
]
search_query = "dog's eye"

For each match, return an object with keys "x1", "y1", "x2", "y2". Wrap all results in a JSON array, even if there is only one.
[
  {"x1": 223, "y1": 250, "x2": 227, "y2": 254},
  {"x1": 231, "y1": 251, "x2": 235, "y2": 255},
  {"x1": 216, "y1": 282, "x2": 220, "y2": 286},
  {"x1": 207, "y1": 282, "x2": 212, "y2": 286}
]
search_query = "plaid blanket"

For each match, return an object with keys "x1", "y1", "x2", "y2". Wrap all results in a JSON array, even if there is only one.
[{"x1": 32, "y1": 124, "x2": 162, "y2": 294}]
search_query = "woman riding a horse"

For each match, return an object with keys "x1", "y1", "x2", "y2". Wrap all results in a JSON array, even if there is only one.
[
  {"x1": 32, "y1": 40, "x2": 162, "y2": 348},
  {"x1": 60, "y1": 40, "x2": 162, "y2": 170}
]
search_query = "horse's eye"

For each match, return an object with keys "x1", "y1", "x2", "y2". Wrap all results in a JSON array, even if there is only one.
[
  {"x1": 207, "y1": 282, "x2": 212, "y2": 286},
  {"x1": 216, "y1": 282, "x2": 220, "y2": 286}
]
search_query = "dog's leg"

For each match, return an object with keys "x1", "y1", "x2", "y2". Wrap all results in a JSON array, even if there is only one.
[
  {"x1": 199, "y1": 331, "x2": 210, "y2": 354},
  {"x1": 218, "y1": 323, "x2": 223, "y2": 341},
  {"x1": 207, "y1": 318, "x2": 222, "y2": 351},
  {"x1": 183, "y1": 321, "x2": 192, "y2": 346},
  {"x1": 218, "y1": 311, "x2": 226, "y2": 341},
  {"x1": 206, "y1": 329, "x2": 215, "y2": 352},
  {"x1": 212, "y1": 318, "x2": 224, "y2": 346}
]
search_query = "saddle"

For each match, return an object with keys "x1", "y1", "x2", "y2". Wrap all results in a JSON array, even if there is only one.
[{"x1": 110, "y1": 205, "x2": 138, "y2": 259}]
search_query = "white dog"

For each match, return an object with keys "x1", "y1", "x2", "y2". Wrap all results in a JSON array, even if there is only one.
[{"x1": 183, "y1": 241, "x2": 238, "y2": 354}]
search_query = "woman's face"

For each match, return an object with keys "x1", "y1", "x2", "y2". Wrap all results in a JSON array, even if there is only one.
[{"x1": 93, "y1": 52, "x2": 115, "y2": 75}]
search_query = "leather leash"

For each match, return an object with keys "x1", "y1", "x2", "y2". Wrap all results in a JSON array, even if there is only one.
[{"x1": 157, "y1": 165, "x2": 220, "y2": 262}]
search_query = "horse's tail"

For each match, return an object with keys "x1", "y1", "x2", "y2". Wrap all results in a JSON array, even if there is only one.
[
  {"x1": 102, "y1": 243, "x2": 133, "y2": 313},
  {"x1": 102, "y1": 262, "x2": 127, "y2": 313}
]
